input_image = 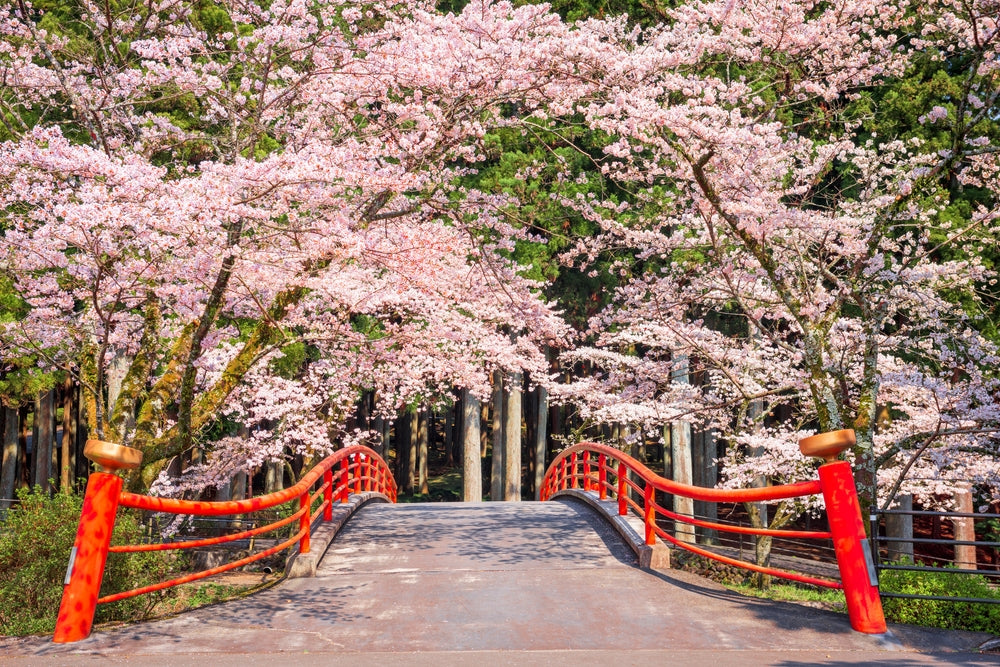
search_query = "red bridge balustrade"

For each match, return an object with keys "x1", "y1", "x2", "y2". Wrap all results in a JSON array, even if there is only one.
[
  {"x1": 540, "y1": 432, "x2": 886, "y2": 635},
  {"x1": 53, "y1": 444, "x2": 396, "y2": 644}
]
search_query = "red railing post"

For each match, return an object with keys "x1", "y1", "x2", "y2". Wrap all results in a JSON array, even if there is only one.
[
  {"x1": 340, "y1": 458, "x2": 350, "y2": 502},
  {"x1": 323, "y1": 469, "x2": 333, "y2": 521},
  {"x1": 598, "y1": 453, "x2": 607, "y2": 500},
  {"x1": 819, "y1": 460, "x2": 886, "y2": 634},
  {"x1": 559, "y1": 457, "x2": 567, "y2": 491},
  {"x1": 643, "y1": 481, "x2": 655, "y2": 545},
  {"x1": 617, "y1": 459, "x2": 627, "y2": 516},
  {"x1": 570, "y1": 452, "x2": 578, "y2": 489},
  {"x1": 583, "y1": 451, "x2": 591, "y2": 492},
  {"x1": 53, "y1": 472, "x2": 123, "y2": 643},
  {"x1": 353, "y1": 454, "x2": 362, "y2": 494},
  {"x1": 298, "y1": 491, "x2": 311, "y2": 554}
]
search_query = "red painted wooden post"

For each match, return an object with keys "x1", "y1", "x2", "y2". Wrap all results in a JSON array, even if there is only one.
[
  {"x1": 53, "y1": 472, "x2": 123, "y2": 643},
  {"x1": 323, "y1": 469, "x2": 333, "y2": 521},
  {"x1": 819, "y1": 460, "x2": 886, "y2": 634},
  {"x1": 299, "y1": 491, "x2": 311, "y2": 553},
  {"x1": 617, "y1": 459, "x2": 627, "y2": 515},
  {"x1": 583, "y1": 451, "x2": 591, "y2": 492},
  {"x1": 340, "y1": 458, "x2": 350, "y2": 502},
  {"x1": 559, "y1": 457, "x2": 567, "y2": 491},
  {"x1": 353, "y1": 455, "x2": 362, "y2": 494},
  {"x1": 598, "y1": 453, "x2": 607, "y2": 500},
  {"x1": 643, "y1": 482, "x2": 655, "y2": 545},
  {"x1": 570, "y1": 452, "x2": 578, "y2": 489}
]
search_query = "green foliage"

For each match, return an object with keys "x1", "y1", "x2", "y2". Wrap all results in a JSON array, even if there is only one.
[
  {"x1": 0, "y1": 486, "x2": 179, "y2": 636},
  {"x1": 879, "y1": 563, "x2": 1000, "y2": 633},
  {"x1": 180, "y1": 582, "x2": 243, "y2": 607},
  {"x1": 729, "y1": 581, "x2": 846, "y2": 609},
  {"x1": 269, "y1": 341, "x2": 313, "y2": 379},
  {"x1": 462, "y1": 121, "x2": 628, "y2": 328}
]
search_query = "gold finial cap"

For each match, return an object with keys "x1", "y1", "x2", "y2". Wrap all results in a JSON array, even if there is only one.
[
  {"x1": 84, "y1": 439, "x2": 143, "y2": 472},
  {"x1": 798, "y1": 429, "x2": 856, "y2": 463}
]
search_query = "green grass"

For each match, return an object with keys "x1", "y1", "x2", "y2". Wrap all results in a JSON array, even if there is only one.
[
  {"x1": 397, "y1": 469, "x2": 478, "y2": 503},
  {"x1": 727, "y1": 581, "x2": 846, "y2": 610}
]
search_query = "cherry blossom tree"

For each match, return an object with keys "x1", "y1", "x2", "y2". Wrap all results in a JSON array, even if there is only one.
[
  {"x1": 551, "y1": 0, "x2": 1000, "y2": 522},
  {"x1": 2, "y1": 0, "x2": 997, "y2": 515},
  {"x1": 0, "y1": 0, "x2": 571, "y2": 489}
]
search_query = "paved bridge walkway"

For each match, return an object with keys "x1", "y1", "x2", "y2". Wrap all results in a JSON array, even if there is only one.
[{"x1": 5, "y1": 499, "x2": 997, "y2": 665}]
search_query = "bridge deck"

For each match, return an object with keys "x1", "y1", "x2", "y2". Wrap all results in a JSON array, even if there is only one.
[{"x1": 5, "y1": 499, "x2": 995, "y2": 665}]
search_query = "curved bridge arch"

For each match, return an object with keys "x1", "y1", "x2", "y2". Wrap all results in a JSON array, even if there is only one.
[
  {"x1": 54, "y1": 445, "x2": 396, "y2": 643},
  {"x1": 540, "y1": 441, "x2": 886, "y2": 634}
]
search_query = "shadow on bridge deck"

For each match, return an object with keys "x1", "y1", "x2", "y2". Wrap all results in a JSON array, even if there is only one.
[{"x1": 3, "y1": 499, "x2": 996, "y2": 665}]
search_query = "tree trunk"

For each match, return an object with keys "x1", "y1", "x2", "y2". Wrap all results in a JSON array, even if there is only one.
[
  {"x1": 104, "y1": 350, "x2": 132, "y2": 426},
  {"x1": 453, "y1": 391, "x2": 463, "y2": 459},
  {"x1": 670, "y1": 420, "x2": 695, "y2": 543},
  {"x1": 18, "y1": 405, "x2": 29, "y2": 487},
  {"x1": 746, "y1": 501, "x2": 771, "y2": 589},
  {"x1": 548, "y1": 396, "x2": 561, "y2": 451},
  {"x1": 407, "y1": 410, "x2": 418, "y2": 494},
  {"x1": 747, "y1": 387, "x2": 771, "y2": 586},
  {"x1": 692, "y1": 428, "x2": 718, "y2": 544},
  {"x1": 444, "y1": 403, "x2": 455, "y2": 467},
  {"x1": 532, "y1": 386, "x2": 548, "y2": 500},
  {"x1": 504, "y1": 373, "x2": 522, "y2": 501},
  {"x1": 382, "y1": 417, "x2": 390, "y2": 462},
  {"x1": 670, "y1": 356, "x2": 695, "y2": 543},
  {"x1": 490, "y1": 372, "x2": 504, "y2": 501},
  {"x1": 230, "y1": 427, "x2": 250, "y2": 528},
  {"x1": 461, "y1": 389, "x2": 482, "y2": 502},
  {"x1": 231, "y1": 470, "x2": 247, "y2": 503},
  {"x1": 357, "y1": 391, "x2": 372, "y2": 431},
  {"x1": 480, "y1": 401, "x2": 489, "y2": 459},
  {"x1": 373, "y1": 416, "x2": 385, "y2": 459},
  {"x1": 75, "y1": 384, "x2": 88, "y2": 479},
  {"x1": 418, "y1": 409, "x2": 429, "y2": 495},
  {"x1": 1, "y1": 407, "x2": 18, "y2": 509},
  {"x1": 60, "y1": 377, "x2": 75, "y2": 492},
  {"x1": 451, "y1": 395, "x2": 462, "y2": 464},
  {"x1": 34, "y1": 391, "x2": 54, "y2": 492},
  {"x1": 395, "y1": 412, "x2": 409, "y2": 490},
  {"x1": 30, "y1": 396, "x2": 39, "y2": 488},
  {"x1": 264, "y1": 459, "x2": 283, "y2": 493}
]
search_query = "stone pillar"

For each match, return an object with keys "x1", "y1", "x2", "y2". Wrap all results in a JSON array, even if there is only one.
[
  {"x1": 953, "y1": 485, "x2": 977, "y2": 570},
  {"x1": 885, "y1": 494, "x2": 914, "y2": 562}
]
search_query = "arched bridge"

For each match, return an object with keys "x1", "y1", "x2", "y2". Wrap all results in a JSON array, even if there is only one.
[{"x1": 20, "y1": 437, "x2": 992, "y2": 663}]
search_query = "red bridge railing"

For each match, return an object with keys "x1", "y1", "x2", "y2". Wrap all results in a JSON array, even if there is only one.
[
  {"x1": 53, "y1": 445, "x2": 396, "y2": 643},
  {"x1": 540, "y1": 440, "x2": 886, "y2": 634}
]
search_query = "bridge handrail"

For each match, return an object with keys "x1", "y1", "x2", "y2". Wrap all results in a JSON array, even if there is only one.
[
  {"x1": 53, "y1": 445, "x2": 396, "y2": 644},
  {"x1": 540, "y1": 440, "x2": 886, "y2": 634}
]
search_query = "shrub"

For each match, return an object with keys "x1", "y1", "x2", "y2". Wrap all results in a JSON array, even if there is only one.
[
  {"x1": 879, "y1": 562, "x2": 1000, "y2": 633},
  {"x1": 0, "y1": 486, "x2": 178, "y2": 636}
]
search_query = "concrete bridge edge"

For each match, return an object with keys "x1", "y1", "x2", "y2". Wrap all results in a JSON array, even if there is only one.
[
  {"x1": 550, "y1": 489, "x2": 671, "y2": 570},
  {"x1": 284, "y1": 492, "x2": 392, "y2": 578}
]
